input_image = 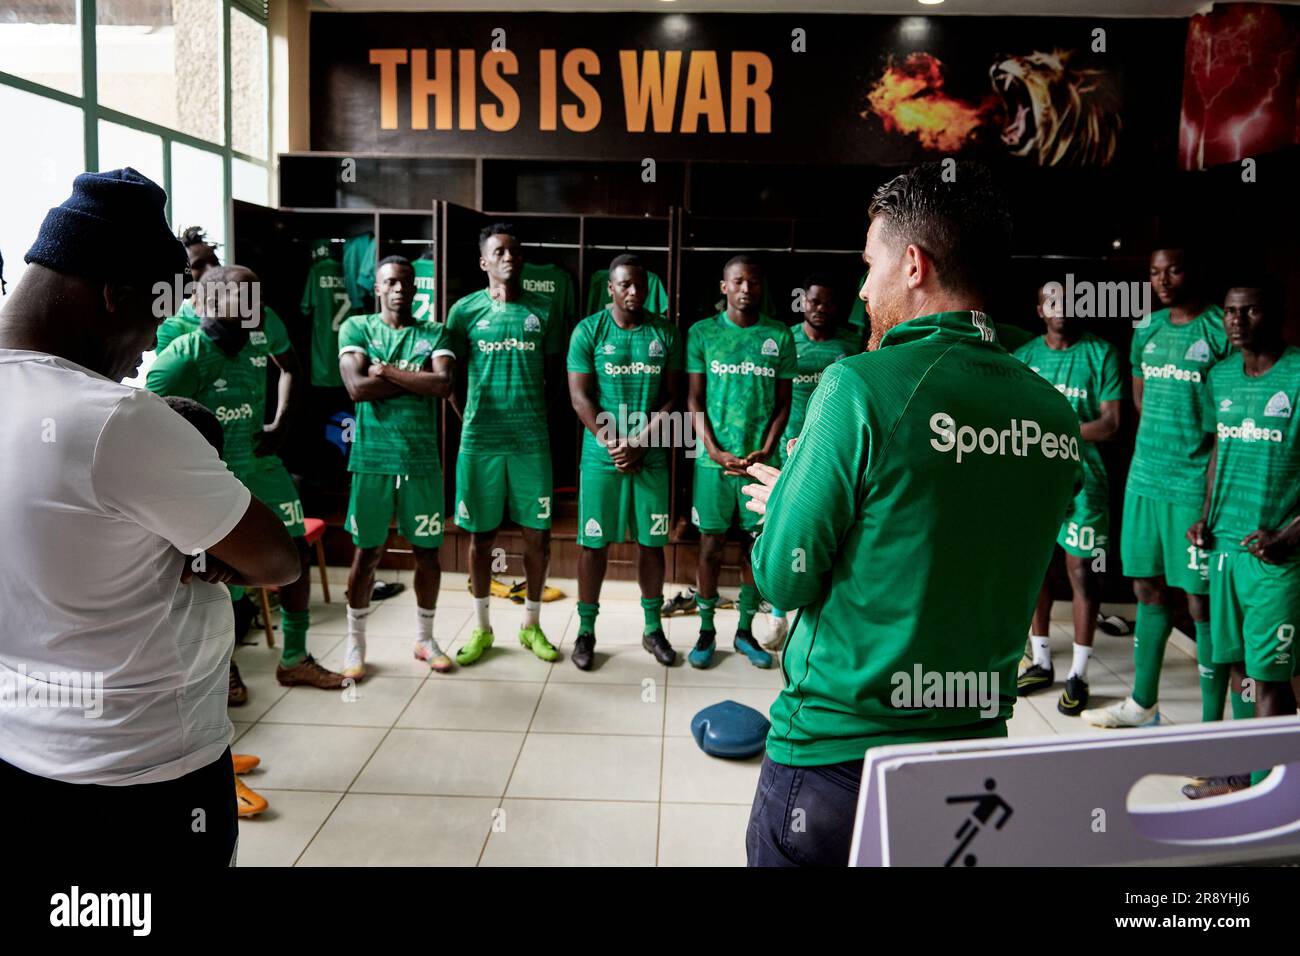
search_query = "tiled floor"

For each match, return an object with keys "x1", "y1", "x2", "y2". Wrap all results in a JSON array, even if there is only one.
[{"x1": 231, "y1": 569, "x2": 1206, "y2": 866}]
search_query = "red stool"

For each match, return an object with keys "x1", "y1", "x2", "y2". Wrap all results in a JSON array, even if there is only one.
[{"x1": 256, "y1": 517, "x2": 332, "y2": 648}]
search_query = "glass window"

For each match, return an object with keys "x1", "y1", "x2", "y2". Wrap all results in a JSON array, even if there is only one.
[
  {"x1": 170, "y1": 142, "x2": 225, "y2": 250},
  {"x1": 232, "y1": 158, "x2": 268, "y2": 206},
  {"x1": 0, "y1": 85, "x2": 84, "y2": 292},
  {"x1": 230, "y1": 10, "x2": 267, "y2": 159},
  {"x1": 0, "y1": 0, "x2": 81, "y2": 96},
  {"x1": 96, "y1": 0, "x2": 223, "y2": 145},
  {"x1": 98, "y1": 120, "x2": 164, "y2": 188}
]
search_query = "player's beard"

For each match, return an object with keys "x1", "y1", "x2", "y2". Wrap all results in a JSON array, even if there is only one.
[{"x1": 865, "y1": 305, "x2": 907, "y2": 351}]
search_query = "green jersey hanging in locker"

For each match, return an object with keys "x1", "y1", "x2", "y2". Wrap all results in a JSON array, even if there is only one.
[
  {"x1": 412, "y1": 256, "x2": 437, "y2": 323},
  {"x1": 300, "y1": 239, "x2": 351, "y2": 387},
  {"x1": 587, "y1": 268, "x2": 669, "y2": 317},
  {"x1": 521, "y1": 262, "x2": 576, "y2": 329}
]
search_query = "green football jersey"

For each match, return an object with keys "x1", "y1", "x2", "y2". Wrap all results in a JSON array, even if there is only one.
[
  {"x1": 338, "y1": 313, "x2": 453, "y2": 476},
  {"x1": 1128, "y1": 305, "x2": 1230, "y2": 506},
  {"x1": 300, "y1": 243, "x2": 351, "y2": 387},
  {"x1": 157, "y1": 302, "x2": 291, "y2": 358},
  {"x1": 567, "y1": 309, "x2": 682, "y2": 471},
  {"x1": 586, "y1": 269, "x2": 670, "y2": 317},
  {"x1": 445, "y1": 288, "x2": 562, "y2": 454},
  {"x1": 782, "y1": 323, "x2": 861, "y2": 447},
  {"x1": 146, "y1": 326, "x2": 281, "y2": 481},
  {"x1": 686, "y1": 312, "x2": 797, "y2": 465},
  {"x1": 1014, "y1": 332, "x2": 1123, "y2": 502},
  {"x1": 412, "y1": 257, "x2": 437, "y2": 324},
  {"x1": 1203, "y1": 347, "x2": 1300, "y2": 552},
  {"x1": 752, "y1": 311, "x2": 1084, "y2": 766},
  {"x1": 522, "y1": 262, "x2": 576, "y2": 329}
]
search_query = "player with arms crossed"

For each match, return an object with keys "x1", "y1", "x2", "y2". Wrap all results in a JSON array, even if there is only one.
[
  {"x1": 567, "y1": 255, "x2": 683, "y2": 670},
  {"x1": 686, "y1": 256, "x2": 796, "y2": 669},
  {"x1": 1184, "y1": 282, "x2": 1299, "y2": 797},
  {"x1": 148, "y1": 265, "x2": 344, "y2": 689},
  {"x1": 338, "y1": 257, "x2": 457, "y2": 678},
  {"x1": 1084, "y1": 247, "x2": 1233, "y2": 728},
  {"x1": 446, "y1": 224, "x2": 564, "y2": 665},
  {"x1": 1013, "y1": 284, "x2": 1122, "y2": 714}
]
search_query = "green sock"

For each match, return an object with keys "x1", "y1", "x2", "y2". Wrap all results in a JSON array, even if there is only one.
[
  {"x1": 640, "y1": 596, "x2": 662, "y2": 634},
  {"x1": 1195, "y1": 620, "x2": 1228, "y2": 722},
  {"x1": 738, "y1": 584, "x2": 759, "y2": 631},
  {"x1": 280, "y1": 608, "x2": 310, "y2": 667},
  {"x1": 696, "y1": 594, "x2": 718, "y2": 632},
  {"x1": 1230, "y1": 689, "x2": 1255, "y2": 720},
  {"x1": 577, "y1": 601, "x2": 599, "y2": 637},
  {"x1": 1132, "y1": 602, "x2": 1172, "y2": 709}
]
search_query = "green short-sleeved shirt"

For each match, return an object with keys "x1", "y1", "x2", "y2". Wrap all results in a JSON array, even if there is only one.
[
  {"x1": 1203, "y1": 347, "x2": 1300, "y2": 552},
  {"x1": 445, "y1": 288, "x2": 561, "y2": 454},
  {"x1": 1128, "y1": 305, "x2": 1230, "y2": 506},
  {"x1": 300, "y1": 243, "x2": 351, "y2": 387},
  {"x1": 1013, "y1": 332, "x2": 1123, "y2": 502},
  {"x1": 782, "y1": 324, "x2": 861, "y2": 447},
  {"x1": 338, "y1": 313, "x2": 455, "y2": 476},
  {"x1": 146, "y1": 327, "x2": 280, "y2": 481},
  {"x1": 567, "y1": 309, "x2": 682, "y2": 471},
  {"x1": 686, "y1": 312, "x2": 797, "y2": 465}
]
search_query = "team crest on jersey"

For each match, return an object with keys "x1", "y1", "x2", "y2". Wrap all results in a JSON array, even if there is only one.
[
  {"x1": 524, "y1": 315, "x2": 541, "y2": 333},
  {"x1": 213, "y1": 378, "x2": 228, "y2": 392},
  {"x1": 603, "y1": 343, "x2": 617, "y2": 355},
  {"x1": 1219, "y1": 398, "x2": 1233, "y2": 411},
  {"x1": 584, "y1": 518, "x2": 603, "y2": 538},
  {"x1": 457, "y1": 500, "x2": 470, "y2": 521},
  {"x1": 1144, "y1": 341, "x2": 1157, "y2": 354},
  {"x1": 414, "y1": 338, "x2": 433, "y2": 356},
  {"x1": 761, "y1": 338, "x2": 778, "y2": 357},
  {"x1": 1184, "y1": 339, "x2": 1211, "y2": 362},
  {"x1": 1265, "y1": 391, "x2": 1293, "y2": 418},
  {"x1": 249, "y1": 331, "x2": 267, "y2": 346},
  {"x1": 648, "y1": 340, "x2": 664, "y2": 358}
]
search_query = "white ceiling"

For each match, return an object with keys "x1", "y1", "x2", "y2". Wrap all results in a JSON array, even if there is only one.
[{"x1": 311, "y1": 0, "x2": 1234, "y2": 17}]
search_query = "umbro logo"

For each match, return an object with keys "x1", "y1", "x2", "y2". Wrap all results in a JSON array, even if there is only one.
[
  {"x1": 603, "y1": 343, "x2": 616, "y2": 355},
  {"x1": 457, "y1": 500, "x2": 470, "y2": 520},
  {"x1": 761, "y1": 338, "x2": 778, "y2": 357},
  {"x1": 1220, "y1": 398, "x2": 1233, "y2": 411},
  {"x1": 1185, "y1": 339, "x2": 1211, "y2": 362},
  {"x1": 584, "y1": 518, "x2": 602, "y2": 537},
  {"x1": 524, "y1": 315, "x2": 541, "y2": 333},
  {"x1": 648, "y1": 340, "x2": 664, "y2": 358},
  {"x1": 1265, "y1": 391, "x2": 1292, "y2": 418},
  {"x1": 476, "y1": 319, "x2": 490, "y2": 329}
]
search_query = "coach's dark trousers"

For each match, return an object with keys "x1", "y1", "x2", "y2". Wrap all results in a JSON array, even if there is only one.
[
  {"x1": 746, "y1": 753, "x2": 864, "y2": 867},
  {"x1": 0, "y1": 747, "x2": 239, "y2": 867}
]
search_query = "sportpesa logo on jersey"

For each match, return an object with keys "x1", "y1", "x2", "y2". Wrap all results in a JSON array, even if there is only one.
[
  {"x1": 1219, "y1": 418, "x2": 1284, "y2": 443},
  {"x1": 604, "y1": 360, "x2": 661, "y2": 376},
  {"x1": 1142, "y1": 362, "x2": 1202, "y2": 383},
  {"x1": 793, "y1": 371, "x2": 823, "y2": 385},
  {"x1": 1185, "y1": 339, "x2": 1211, "y2": 362},
  {"x1": 215, "y1": 403, "x2": 255, "y2": 424},
  {"x1": 1055, "y1": 384, "x2": 1088, "y2": 400},
  {"x1": 477, "y1": 338, "x2": 537, "y2": 353},
  {"x1": 930, "y1": 412, "x2": 1081, "y2": 464},
  {"x1": 524, "y1": 315, "x2": 541, "y2": 333},
  {"x1": 711, "y1": 359, "x2": 775, "y2": 378},
  {"x1": 1265, "y1": 391, "x2": 1293, "y2": 418},
  {"x1": 761, "y1": 338, "x2": 779, "y2": 357}
]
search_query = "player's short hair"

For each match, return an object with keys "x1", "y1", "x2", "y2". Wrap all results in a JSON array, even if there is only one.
[
  {"x1": 868, "y1": 161, "x2": 1011, "y2": 301},
  {"x1": 162, "y1": 395, "x2": 224, "y2": 456},
  {"x1": 723, "y1": 254, "x2": 762, "y2": 278},
  {"x1": 377, "y1": 254, "x2": 413, "y2": 274},
  {"x1": 803, "y1": 273, "x2": 837, "y2": 296},
  {"x1": 179, "y1": 225, "x2": 218, "y2": 252},
  {"x1": 1225, "y1": 276, "x2": 1284, "y2": 314},
  {"x1": 609, "y1": 253, "x2": 644, "y2": 275},
  {"x1": 479, "y1": 222, "x2": 517, "y2": 250}
]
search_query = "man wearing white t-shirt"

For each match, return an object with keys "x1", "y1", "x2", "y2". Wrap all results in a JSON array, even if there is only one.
[{"x1": 0, "y1": 169, "x2": 299, "y2": 866}]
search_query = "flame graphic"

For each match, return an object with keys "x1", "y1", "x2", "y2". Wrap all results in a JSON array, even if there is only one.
[{"x1": 865, "y1": 53, "x2": 998, "y2": 152}]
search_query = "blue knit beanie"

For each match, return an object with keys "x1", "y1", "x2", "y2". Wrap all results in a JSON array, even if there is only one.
[{"x1": 24, "y1": 167, "x2": 187, "y2": 288}]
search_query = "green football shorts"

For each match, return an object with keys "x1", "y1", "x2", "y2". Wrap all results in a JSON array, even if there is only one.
[
  {"x1": 242, "y1": 461, "x2": 305, "y2": 538},
  {"x1": 1057, "y1": 488, "x2": 1110, "y2": 559},
  {"x1": 1209, "y1": 549, "x2": 1300, "y2": 682},
  {"x1": 1120, "y1": 489, "x2": 1209, "y2": 594},
  {"x1": 578, "y1": 463, "x2": 671, "y2": 548},
  {"x1": 692, "y1": 462, "x2": 762, "y2": 535},
  {"x1": 454, "y1": 451, "x2": 553, "y2": 532},
  {"x1": 347, "y1": 472, "x2": 444, "y2": 550}
]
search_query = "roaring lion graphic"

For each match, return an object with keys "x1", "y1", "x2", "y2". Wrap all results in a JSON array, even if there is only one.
[{"x1": 989, "y1": 49, "x2": 1121, "y2": 167}]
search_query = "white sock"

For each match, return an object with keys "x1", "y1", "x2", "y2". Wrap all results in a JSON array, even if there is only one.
[
  {"x1": 523, "y1": 598, "x2": 541, "y2": 629},
  {"x1": 347, "y1": 605, "x2": 370, "y2": 652},
  {"x1": 474, "y1": 596, "x2": 491, "y2": 631},
  {"x1": 1069, "y1": 643, "x2": 1093, "y2": 680},
  {"x1": 416, "y1": 606, "x2": 436, "y2": 642},
  {"x1": 1030, "y1": 635, "x2": 1052, "y2": 668}
]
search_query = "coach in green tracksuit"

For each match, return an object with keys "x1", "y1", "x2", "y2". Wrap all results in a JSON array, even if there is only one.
[{"x1": 740, "y1": 163, "x2": 1082, "y2": 867}]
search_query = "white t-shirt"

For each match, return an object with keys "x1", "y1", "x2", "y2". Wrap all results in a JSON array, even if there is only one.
[{"x1": 0, "y1": 350, "x2": 251, "y2": 785}]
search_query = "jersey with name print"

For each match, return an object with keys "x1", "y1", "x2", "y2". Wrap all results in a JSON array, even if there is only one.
[
  {"x1": 338, "y1": 313, "x2": 454, "y2": 476},
  {"x1": 1204, "y1": 347, "x2": 1300, "y2": 552},
  {"x1": 445, "y1": 288, "x2": 562, "y2": 454},
  {"x1": 412, "y1": 257, "x2": 437, "y2": 324},
  {"x1": 301, "y1": 242, "x2": 351, "y2": 387},
  {"x1": 1128, "y1": 305, "x2": 1230, "y2": 506}
]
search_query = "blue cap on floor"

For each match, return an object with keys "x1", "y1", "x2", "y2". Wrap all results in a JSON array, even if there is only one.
[{"x1": 691, "y1": 700, "x2": 770, "y2": 759}]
